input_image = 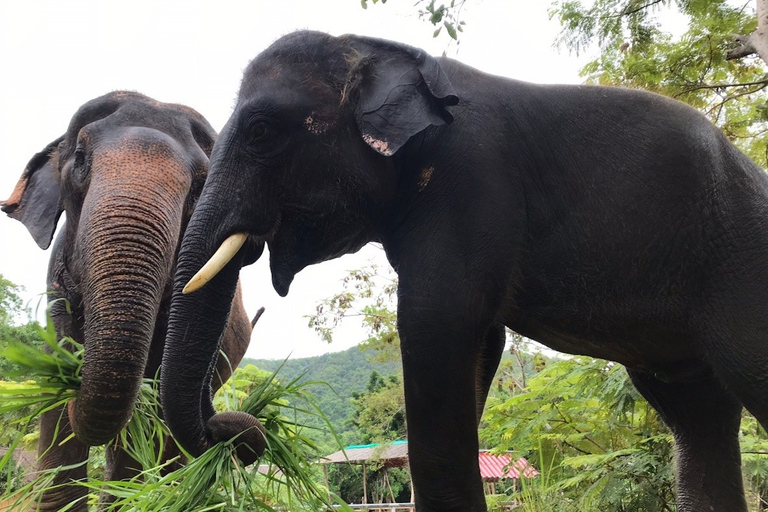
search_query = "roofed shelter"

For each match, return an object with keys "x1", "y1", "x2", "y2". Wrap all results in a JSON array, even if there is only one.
[
  {"x1": 319, "y1": 441, "x2": 537, "y2": 505},
  {"x1": 478, "y1": 450, "x2": 539, "y2": 495},
  {"x1": 320, "y1": 441, "x2": 411, "y2": 504}
]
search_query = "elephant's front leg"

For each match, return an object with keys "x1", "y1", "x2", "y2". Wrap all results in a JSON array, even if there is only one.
[
  {"x1": 398, "y1": 294, "x2": 493, "y2": 512},
  {"x1": 474, "y1": 323, "x2": 505, "y2": 424},
  {"x1": 98, "y1": 444, "x2": 142, "y2": 510},
  {"x1": 35, "y1": 406, "x2": 90, "y2": 512}
]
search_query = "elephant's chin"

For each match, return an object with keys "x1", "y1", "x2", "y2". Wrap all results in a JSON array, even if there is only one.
[
  {"x1": 267, "y1": 238, "x2": 305, "y2": 297},
  {"x1": 270, "y1": 262, "x2": 295, "y2": 297}
]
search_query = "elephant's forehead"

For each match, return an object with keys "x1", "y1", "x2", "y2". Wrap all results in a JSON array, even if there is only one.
[
  {"x1": 88, "y1": 136, "x2": 191, "y2": 191},
  {"x1": 237, "y1": 76, "x2": 341, "y2": 128},
  {"x1": 241, "y1": 62, "x2": 337, "y2": 103}
]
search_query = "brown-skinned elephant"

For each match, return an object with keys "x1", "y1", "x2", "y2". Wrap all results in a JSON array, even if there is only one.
[
  {"x1": 164, "y1": 31, "x2": 768, "y2": 512},
  {"x1": 1, "y1": 91, "x2": 265, "y2": 512}
]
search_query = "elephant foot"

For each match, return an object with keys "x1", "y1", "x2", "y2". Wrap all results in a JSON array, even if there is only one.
[{"x1": 33, "y1": 486, "x2": 89, "y2": 512}]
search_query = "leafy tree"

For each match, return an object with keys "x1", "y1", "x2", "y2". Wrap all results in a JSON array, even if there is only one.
[
  {"x1": 308, "y1": 262, "x2": 400, "y2": 363},
  {"x1": 364, "y1": 1, "x2": 768, "y2": 166},
  {"x1": 740, "y1": 413, "x2": 768, "y2": 510},
  {"x1": 327, "y1": 462, "x2": 411, "y2": 505},
  {"x1": 326, "y1": 370, "x2": 409, "y2": 504},
  {"x1": 244, "y1": 347, "x2": 400, "y2": 448},
  {"x1": 361, "y1": 0, "x2": 467, "y2": 42},
  {"x1": 551, "y1": 0, "x2": 768, "y2": 166},
  {"x1": 552, "y1": 0, "x2": 768, "y2": 67},
  {"x1": 351, "y1": 371, "x2": 406, "y2": 444},
  {"x1": 0, "y1": 275, "x2": 46, "y2": 455},
  {"x1": 481, "y1": 356, "x2": 677, "y2": 512},
  {"x1": 0, "y1": 275, "x2": 44, "y2": 379},
  {"x1": 0, "y1": 458, "x2": 25, "y2": 495}
]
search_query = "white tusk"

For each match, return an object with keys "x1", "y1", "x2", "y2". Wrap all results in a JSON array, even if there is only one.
[{"x1": 182, "y1": 232, "x2": 248, "y2": 294}]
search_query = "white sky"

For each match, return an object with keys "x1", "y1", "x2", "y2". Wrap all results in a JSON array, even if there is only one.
[{"x1": 0, "y1": 0, "x2": 594, "y2": 360}]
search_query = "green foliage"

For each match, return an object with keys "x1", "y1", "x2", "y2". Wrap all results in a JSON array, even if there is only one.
[
  {"x1": 360, "y1": 0, "x2": 466, "y2": 42},
  {"x1": 98, "y1": 363, "x2": 344, "y2": 512},
  {"x1": 550, "y1": 0, "x2": 768, "y2": 166},
  {"x1": 244, "y1": 347, "x2": 400, "y2": 447},
  {"x1": 0, "y1": 274, "x2": 28, "y2": 326},
  {"x1": 0, "y1": 457, "x2": 24, "y2": 495},
  {"x1": 0, "y1": 274, "x2": 45, "y2": 378},
  {"x1": 0, "y1": 318, "x2": 82, "y2": 472},
  {"x1": 740, "y1": 413, "x2": 768, "y2": 509},
  {"x1": 327, "y1": 463, "x2": 411, "y2": 505},
  {"x1": 481, "y1": 356, "x2": 676, "y2": 511},
  {"x1": 491, "y1": 333, "x2": 548, "y2": 397},
  {"x1": 0, "y1": 299, "x2": 349, "y2": 511},
  {"x1": 505, "y1": 446, "x2": 581, "y2": 512},
  {"x1": 308, "y1": 264, "x2": 400, "y2": 363},
  {"x1": 351, "y1": 371, "x2": 406, "y2": 444}
]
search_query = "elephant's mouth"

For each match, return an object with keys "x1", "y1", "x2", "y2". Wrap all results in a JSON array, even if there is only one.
[{"x1": 242, "y1": 235, "x2": 267, "y2": 267}]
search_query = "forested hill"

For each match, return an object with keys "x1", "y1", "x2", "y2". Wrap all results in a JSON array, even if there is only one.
[{"x1": 241, "y1": 346, "x2": 400, "y2": 434}]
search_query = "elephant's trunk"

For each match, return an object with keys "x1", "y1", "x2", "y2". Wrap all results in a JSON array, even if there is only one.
[
  {"x1": 162, "y1": 168, "x2": 266, "y2": 464},
  {"x1": 69, "y1": 264, "x2": 162, "y2": 446},
  {"x1": 67, "y1": 142, "x2": 188, "y2": 446}
]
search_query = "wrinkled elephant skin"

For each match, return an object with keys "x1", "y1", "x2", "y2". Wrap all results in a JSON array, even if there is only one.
[
  {"x1": 166, "y1": 31, "x2": 768, "y2": 512},
  {"x1": 2, "y1": 92, "x2": 259, "y2": 512}
]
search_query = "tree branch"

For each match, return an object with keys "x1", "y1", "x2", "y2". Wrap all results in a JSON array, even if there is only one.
[
  {"x1": 726, "y1": 0, "x2": 768, "y2": 66},
  {"x1": 553, "y1": 403, "x2": 608, "y2": 453},
  {"x1": 726, "y1": 33, "x2": 758, "y2": 60},
  {"x1": 702, "y1": 82, "x2": 768, "y2": 127},
  {"x1": 674, "y1": 78, "x2": 768, "y2": 96},
  {"x1": 615, "y1": 0, "x2": 665, "y2": 18}
]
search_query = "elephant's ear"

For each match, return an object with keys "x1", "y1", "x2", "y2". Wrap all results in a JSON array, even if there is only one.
[
  {"x1": 1, "y1": 136, "x2": 64, "y2": 249},
  {"x1": 185, "y1": 112, "x2": 218, "y2": 159},
  {"x1": 346, "y1": 36, "x2": 459, "y2": 156}
]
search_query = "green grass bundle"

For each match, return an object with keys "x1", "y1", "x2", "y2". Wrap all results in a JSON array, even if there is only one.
[
  {"x1": 0, "y1": 315, "x2": 84, "y2": 509},
  {"x1": 0, "y1": 318, "x2": 350, "y2": 511},
  {"x1": 100, "y1": 365, "x2": 350, "y2": 512},
  {"x1": 0, "y1": 319, "x2": 82, "y2": 464},
  {"x1": 0, "y1": 323, "x2": 82, "y2": 412}
]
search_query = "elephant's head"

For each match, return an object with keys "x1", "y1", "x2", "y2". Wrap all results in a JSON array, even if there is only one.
[
  {"x1": 3, "y1": 92, "x2": 221, "y2": 446},
  {"x1": 163, "y1": 31, "x2": 457, "y2": 459}
]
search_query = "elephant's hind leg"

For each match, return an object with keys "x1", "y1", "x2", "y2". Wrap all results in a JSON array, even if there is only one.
[
  {"x1": 35, "y1": 406, "x2": 90, "y2": 512},
  {"x1": 699, "y1": 327, "x2": 768, "y2": 435},
  {"x1": 698, "y1": 265, "x2": 768, "y2": 432},
  {"x1": 627, "y1": 369, "x2": 746, "y2": 512}
]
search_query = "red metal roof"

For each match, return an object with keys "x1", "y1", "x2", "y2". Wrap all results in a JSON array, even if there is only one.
[
  {"x1": 478, "y1": 452, "x2": 539, "y2": 481},
  {"x1": 319, "y1": 443, "x2": 539, "y2": 481}
]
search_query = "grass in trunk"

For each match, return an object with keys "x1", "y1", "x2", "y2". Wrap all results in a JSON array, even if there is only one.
[{"x1": 0, "y1": 316, "x2": 350, "y2": 511}]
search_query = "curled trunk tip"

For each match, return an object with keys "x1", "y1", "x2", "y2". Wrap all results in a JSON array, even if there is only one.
[{"x1": 207, "y1": 411, "x2": 267, "y2": 465}]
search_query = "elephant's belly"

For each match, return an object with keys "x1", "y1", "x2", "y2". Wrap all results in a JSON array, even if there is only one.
[{"x1": 504, "y1": 314, "x2": 710, "y2": 383}]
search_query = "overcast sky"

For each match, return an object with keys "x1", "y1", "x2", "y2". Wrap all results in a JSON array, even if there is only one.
[{"x1": 0, "y1": 0, "x2": 594, "y2": 360}]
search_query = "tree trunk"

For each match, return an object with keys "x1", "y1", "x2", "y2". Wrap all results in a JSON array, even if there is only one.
[{"x1": 726, "y1": 0, "x2": 768, "y2": 67}]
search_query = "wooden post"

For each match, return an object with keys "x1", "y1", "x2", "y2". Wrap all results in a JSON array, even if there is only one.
[
  {"x1": 363, "y1": 462, "x2": 368, "y2": 505},
  {"x1": 385, "y1": 469, "x2": 396, "y2": 503},
  {"x1": 323, "y1": 464, "x2": 331, "y2": 502}
]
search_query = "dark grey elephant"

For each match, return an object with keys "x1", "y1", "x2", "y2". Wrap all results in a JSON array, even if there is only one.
[
  {"x1": 2, "y1": 92, "x2": 263, "y2": 512},
  {"x1": 163, "y1": 31, "x2": 768, "y2": 512}
]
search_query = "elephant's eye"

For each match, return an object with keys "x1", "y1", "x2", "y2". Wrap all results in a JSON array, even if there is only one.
[
  {"x1": 250, "y1": 122, "x2": 268, "y2": 141},
  {"x1": 73, "y1": 147, "x2": 90, "y2": 182}
]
